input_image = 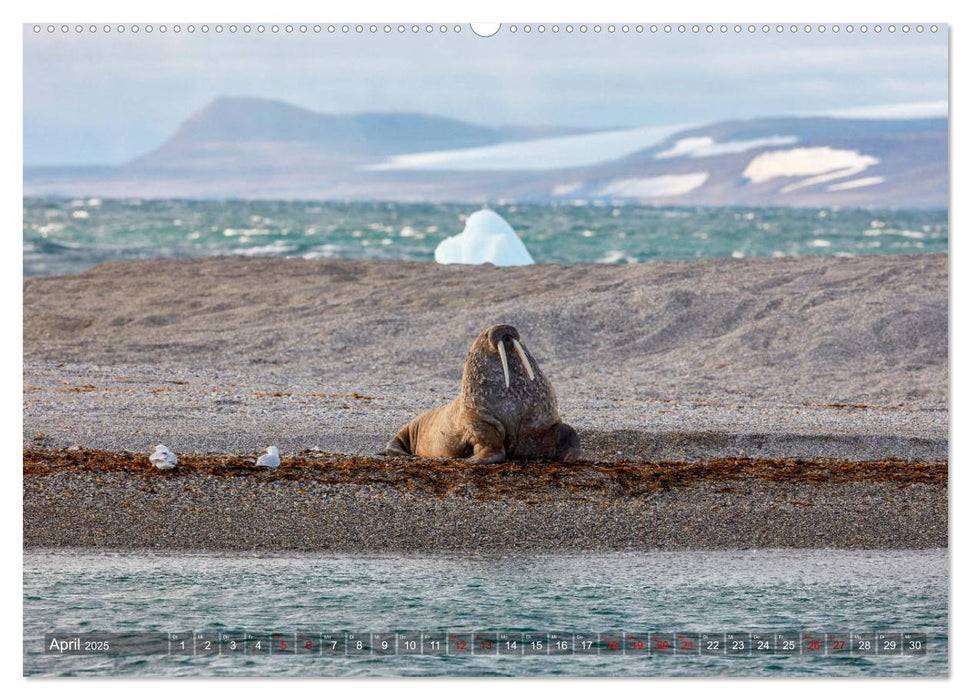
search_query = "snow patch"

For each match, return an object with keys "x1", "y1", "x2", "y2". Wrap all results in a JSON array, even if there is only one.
[
  {"x1": 552, "y1": 182, "x2": 584, "y2": 197},
  {"x1": 596, "y1": 173, "x2": 709, "y2": 199},
  {"x1": 827, "y1": 176, "x2": 886, "y2": 192},
  {"x1": 655, "y1": 135, "x2": 797, "y2": 159},
  {"x1": 743, "y1": 147, "x2": 879, "y2": 193}
]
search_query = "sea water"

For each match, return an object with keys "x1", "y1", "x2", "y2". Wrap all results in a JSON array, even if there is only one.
[
  {"x1": 23, "y1": 199, "x2": 947, "y2": 277},
  {"x1": 23, "y1": 549, "x2": 947, "y2": 677}
]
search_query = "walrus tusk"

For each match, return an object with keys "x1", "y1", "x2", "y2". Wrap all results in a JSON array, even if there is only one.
[
  {"x1": 497, "y1": 340, "x2": 511, "y2": 389},
  {"x1": 511, "y1": 338, "x2": 535, "y2": 380}
]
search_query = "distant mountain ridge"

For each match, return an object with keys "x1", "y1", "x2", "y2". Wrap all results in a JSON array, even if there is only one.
[
  {"x1": 24, "y1": 97, "x2": 948, "y2": 207},
  {"x1": 132, "y1": 97, "x2": 593, "y2": 168}
]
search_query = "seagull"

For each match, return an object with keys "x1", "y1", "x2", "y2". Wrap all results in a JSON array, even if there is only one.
[
  {"x1": 150, "y1": 444, "x2": 178, "y2": 471},
  {"x1": 256, "y1": 446, "x2": 281, "y2": 468}
]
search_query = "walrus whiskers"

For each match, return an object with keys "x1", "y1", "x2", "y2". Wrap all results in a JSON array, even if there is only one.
[
  {"x1": 497, "y1": 340, "x2": 511, "y2": 388},
  {"x1": 511, "y1": 338, "x2": 535, "y2": 380}
]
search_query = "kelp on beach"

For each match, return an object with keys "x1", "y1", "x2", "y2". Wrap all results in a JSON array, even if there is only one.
[{"x1": 23, "y1": 447, "x2": 947, "y2": 502}]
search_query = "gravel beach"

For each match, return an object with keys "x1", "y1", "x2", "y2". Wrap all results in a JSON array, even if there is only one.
[
  {"x1": 23, "y1": 253, "x2": 948, "y2": 551},
  {"x1": 23, "y1": 449, "x2": 946, "y2": 552}
]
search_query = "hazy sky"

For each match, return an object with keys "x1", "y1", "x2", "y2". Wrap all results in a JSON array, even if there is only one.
[{"x1": 23, "y1": 24, "x2": 948, "y2": 165}]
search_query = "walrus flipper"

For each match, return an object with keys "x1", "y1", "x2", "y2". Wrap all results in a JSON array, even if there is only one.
[
  {"x1": 384, "y1": 423, "x2": 414, "y2": 456},
  {"x1": 465, "y1": 412, "x2": 507, "y2": 464},
  {"x1": 468, "y1": 442, "x2": 506, "y2": 465},
  {"x1": 555, "y1": 422, "x2": 581, "y2": 462}
]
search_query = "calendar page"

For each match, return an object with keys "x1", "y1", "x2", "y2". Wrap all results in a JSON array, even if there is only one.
[{"x1": 22, "y1": 16, "x2": 949, "y2": 679}]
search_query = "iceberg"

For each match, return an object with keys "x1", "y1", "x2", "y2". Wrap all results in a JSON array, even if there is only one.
[{"x1": 434, "y1": 210, "x2": 535, "y2": 266}]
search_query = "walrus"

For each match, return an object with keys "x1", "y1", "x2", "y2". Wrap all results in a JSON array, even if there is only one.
[{"x1": 384, "y1": 324, "x2": 580, "y2": 464}]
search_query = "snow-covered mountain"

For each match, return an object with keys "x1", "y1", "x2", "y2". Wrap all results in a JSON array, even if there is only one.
[{"x1": 24, "y1": 98, "x2": 946, "y2": 207}]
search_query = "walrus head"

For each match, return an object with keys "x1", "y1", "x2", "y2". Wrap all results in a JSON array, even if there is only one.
[
  {"x1": 385, "y1": 323, "x2": 579, "y2": 463},
  {"x1": 481, "y1": 324, "x2": 536, "y2": 389}
]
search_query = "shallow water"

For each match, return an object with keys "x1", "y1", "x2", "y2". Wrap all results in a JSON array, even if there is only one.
[
  {"x1": 23, "y1": 549, "x2": 947, "y2": 677},
  {"x1": 23, "y1": 199, "x2": 947, "y2": 277}
]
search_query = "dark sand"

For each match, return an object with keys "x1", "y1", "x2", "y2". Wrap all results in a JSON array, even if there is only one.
[
  {"x1": 22, "y1": 254, "x2": 948, "y2": 551},
  {"x1": 24, "y1": 254, "x2": 946, "y2": 460}
]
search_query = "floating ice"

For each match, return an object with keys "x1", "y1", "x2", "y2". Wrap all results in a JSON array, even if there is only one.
[
  {"x1": 434, "y1": 210, "x2": 534, "y2": 266},
  {"x1": 257, "y1": 446, "x2": 281, "y2": 468},
  {"x1": 150, "y1": 444, "x2": 178, "y2": 471}
]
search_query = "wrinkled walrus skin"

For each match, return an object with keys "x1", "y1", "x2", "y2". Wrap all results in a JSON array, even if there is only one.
[{"x1": 385, "y1": 324, "x2": 580, "y2": 464}]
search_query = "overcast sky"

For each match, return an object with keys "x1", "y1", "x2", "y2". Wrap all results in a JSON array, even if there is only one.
[{"x1": 23, "y1": 24, "x2": 948, "y2": 165}]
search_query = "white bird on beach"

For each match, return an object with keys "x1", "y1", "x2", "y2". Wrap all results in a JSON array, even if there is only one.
[
  {"x1": 150, "y1": 444, "x2": 178, "y2": 471},
  {"x1": 256, "y1": 446, "x2": 281, "y2": 468}
]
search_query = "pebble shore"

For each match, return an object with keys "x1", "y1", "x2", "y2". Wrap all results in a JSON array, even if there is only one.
[{"x1": 23, "y1": 449, "x2": 947, "y2": 552}]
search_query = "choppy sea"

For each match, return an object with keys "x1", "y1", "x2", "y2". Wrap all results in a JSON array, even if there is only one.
[
  {"x1": 23, "y1": 549, "x2": 947, "y2": 677},
  {"x1": 23, "y1": 198, "x2": 947, "y2": 277}
]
